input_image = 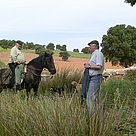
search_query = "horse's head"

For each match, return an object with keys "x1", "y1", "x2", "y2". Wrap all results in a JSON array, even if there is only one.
[{"x1": 42, "y1": 52, "x2": 56, "y2": 75}]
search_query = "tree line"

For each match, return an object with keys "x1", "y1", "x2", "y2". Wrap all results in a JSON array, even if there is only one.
[
  {"x1": 0, "y1": 40, "x2": 68, "y2": 51},
  {"x1": 0, "y1": 40, "x2": 74, "y2": 61},
  {"x1": 0, "y1": 23, "x2": 136, "y2": 67}
]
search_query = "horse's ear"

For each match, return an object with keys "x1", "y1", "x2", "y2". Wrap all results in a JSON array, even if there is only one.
[
  {"x1": 44, "y1": 51, "x2": 48, "y2": 56},
  {"x1": 44, "y1": 51, "x2": 53, "y2": 56}
]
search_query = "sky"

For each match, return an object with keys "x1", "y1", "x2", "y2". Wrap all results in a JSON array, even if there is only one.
[{"x1": 0, "y1": 0, "x2": 136, "y2": 51}]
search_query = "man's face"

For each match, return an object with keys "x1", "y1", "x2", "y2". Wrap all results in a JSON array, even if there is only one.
[
  {"x1": 16, "y1": 43, "x2": 22, "y2": 50},
  {"x1": 88, "y1": 44, "x2": 97, "y2": 53}
]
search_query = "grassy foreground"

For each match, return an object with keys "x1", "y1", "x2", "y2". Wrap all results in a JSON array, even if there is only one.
[{"x1": 0, "y1": 70, "x2": 136, "y2": 136}]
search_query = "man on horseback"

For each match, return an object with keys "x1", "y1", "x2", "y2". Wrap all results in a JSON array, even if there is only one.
[{"x1": 8, "y1": 40, "x2": 26, "y2": 90}]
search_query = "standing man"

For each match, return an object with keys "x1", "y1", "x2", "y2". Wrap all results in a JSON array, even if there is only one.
[
  {"x1": 8, "y1": 40, "x2": 26, "y2": 90},
  {"x1": 84, "y1": 40, "x2": 104, "y2": 115}
]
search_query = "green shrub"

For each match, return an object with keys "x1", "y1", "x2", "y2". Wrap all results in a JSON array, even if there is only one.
[
  {"x1": 101, "y1": 79, "x2": 136, "y2": 107},
  {"x1": 35, "y1": 46, "x2": 45, "y2": 55},
  {"x1": 59, "y1": 51, "x2": 70, "y2": 61},
  {"x1": 124, "y1": 70, "x2": 136, "y2": 82}
]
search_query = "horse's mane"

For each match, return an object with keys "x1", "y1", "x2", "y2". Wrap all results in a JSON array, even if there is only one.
[{"x1": 27, "y1": 55, "x2": 43, "y2": 66}]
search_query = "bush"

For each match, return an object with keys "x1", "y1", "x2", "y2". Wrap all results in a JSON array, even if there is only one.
[
  {"x1": 73, "y1": 49, "x2": 79, "y2": 52},
  {"x1": 124, "y1": 70, "x2": 136, "y2": 82},
  {"x1": 35, "y1": 46, "x2": 45, "y2": 55},
  {"x1": 101, "y1": 79, "x2": 136, "y2": 107},
  {"x1": 59, "y1": 51, "x2": 70, "y2": 61}
]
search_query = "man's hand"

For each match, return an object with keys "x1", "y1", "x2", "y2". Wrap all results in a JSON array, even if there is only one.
[
  {"x1": 17, "y1": 61, "x2": 21, "y2": 64},
  {"x1": 84, "y1": 63, "x2": 102, "y2": 70},
  {"x1": 84, "y1": 63, "x2": 90, "y2": 68}
]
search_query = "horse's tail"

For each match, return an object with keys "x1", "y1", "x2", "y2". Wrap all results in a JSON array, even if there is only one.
[{"x1": 0, "y1": 68, "x2": 12, "y2": 85}]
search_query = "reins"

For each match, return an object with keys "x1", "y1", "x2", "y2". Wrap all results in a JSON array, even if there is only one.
[
  {"x1": 27, "y1": 66, "x2": 43, "y2": 72},
  {"x1": 26, "y1": 66, "x2": 43, "y2": 78}
]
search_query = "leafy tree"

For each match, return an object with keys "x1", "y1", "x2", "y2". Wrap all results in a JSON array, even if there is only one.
[
  {"x1": 59, "y1": 51, "x2": 70, "y2": 61},
  {"x1": 125, "y1": 0, "x2": 136, "y2": 6},
  {"x1": 81, "y1": 47, "x2": 90, "y2": 54},
  {"x1": 0, "y1": 39, "x2": 15, "y2": 49},
  {"x1": 101, "y1": 24, "x2": 136, "y2": 68},
  {"x1": 46, "y1": 43, "x2": 55, "y2": 50},
  {"x1": 73, "y1": 49, "x2": 79, "y2": 52},
  {"x1": 34, "y1": 44, "x2": 43, "y2": 49},
  {"x1": 60, "y1": 45, "x2": 67, "y2": 51},
  {"x1": 8, "y1": 40, "x2": 15, "y2": 48},
  {"x1": 56, "y1": 44, "x2": 61, "y2": 50},
  {"x1": 26, "y1": 42, "x2": 35, "y2": 50},
  {"x1": 35, "y1": 46, "x2": 45, "y2": 55}
]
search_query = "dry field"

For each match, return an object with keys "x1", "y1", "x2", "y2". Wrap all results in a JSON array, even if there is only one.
[{"x1": 0, "y1": 52, "x2": 127, "y2": 71}]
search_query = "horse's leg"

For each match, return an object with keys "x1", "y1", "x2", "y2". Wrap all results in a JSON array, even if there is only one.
[
  {"x1": 0, "y1": 89, "x2": 2, "y2": 93},
  {"x1": 26, "y1": 88, "x2": 31, "y2": 100},
  {"x1": 33, "y1": 84, "x2": 39, "y2": 97}
]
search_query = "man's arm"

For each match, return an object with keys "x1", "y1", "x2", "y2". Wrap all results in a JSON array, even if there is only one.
[
  {"x1": 84, "y1": 63, "x2": 101, "y2": 70},
  {"x1": 10, "y1": 48, "x2": 18, "y2": 63}
]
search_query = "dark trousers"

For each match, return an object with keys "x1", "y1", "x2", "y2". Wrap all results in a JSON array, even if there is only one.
[
  {"x1": 8, "y1": 63, "x2": 16, "y2": 85},
  {"x1": 81, "y1": 68, "x2": 90, "y2": 104}
]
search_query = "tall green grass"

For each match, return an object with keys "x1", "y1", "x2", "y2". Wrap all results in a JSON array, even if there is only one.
[
  {"x1": 0, "y1": 47, "x2": 7, "y2": 52},
  {"x1": 101, "y1": 79, "x2": 136, "y2": 107},
  {"x1": 39, "y1": 68, "x2": 83, "y2": 95},
  {"x1": 0, "y1": 70, "x2": 136, "y2": 136}
]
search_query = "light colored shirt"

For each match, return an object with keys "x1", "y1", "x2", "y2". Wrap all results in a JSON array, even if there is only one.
[
  {"x1": 89, "y1": 49, "x2": 104, "y2": 76},
  {"x1": 9, "y1": 46, "x2": 26, "y2": 63}
]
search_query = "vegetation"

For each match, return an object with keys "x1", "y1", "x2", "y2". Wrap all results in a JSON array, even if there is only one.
[
  {"x1": 0, "y1": 69, "x2": 136, "y2": 136},
  {"x1": 81, "y1": 47, "x2": 90, "y2": 54},
  {"x1": 73, "y1": 49, "x2": 79, "y2": 53},
  {"x1": 125, "y1": 0, "x2": 136, "y2": 6},
  {"x1": 52, "y1": 50, "x2": 90, "y2": 59},
  {"x1": 59, "y1": 51, "x2": 71, "y2": 61},
  {"x1": 0, "y1": 39, "x2": 67, "y2": 52},
  {"x1": 46, "y1": 43, "x2": 55, "y2": 50},
  {"x1": 39, "y1": 69, "x2": 82, "y2": 95},
  {"x1": 60, "y1": 45, "x2": 67, "y2": 51},
  {"x1": 0, "y1": 39, "x2": 43, "y2": 50},
  {"x1": 56, "y1": 44, "x2": 61, "y2": 50},
  {"x1": 67, "y1": 51, "x2": 90, "y2": 59},
  {"x1": 101, "y1": 24, "x2": 136, "y2": 68},
  {"x1": 0, "y1": 46, "x2": 7, "y2": 52},
  {"x1": 35, "y1": 46, "x2": 46, "y2": 55},
  {"x1": 124, "y1": 70, "x2": 136, "y2": 83}
]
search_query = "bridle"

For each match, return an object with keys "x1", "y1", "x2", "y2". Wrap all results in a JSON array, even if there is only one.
[{"x1": 26, "y1": 55, "x2": 51, "y2": 78}]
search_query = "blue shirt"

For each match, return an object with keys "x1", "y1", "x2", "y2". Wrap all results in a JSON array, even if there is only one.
[{"x1": 89, "y1": 49, "x2": 104, "y2": 76}]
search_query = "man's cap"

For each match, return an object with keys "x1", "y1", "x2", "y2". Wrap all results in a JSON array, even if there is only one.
[
  {"x1": 16, "y1": 40, "x2": 23, "y2": 45},
  {"x1": 88, "y1": 40, "x2": 99, "y2": 46}
]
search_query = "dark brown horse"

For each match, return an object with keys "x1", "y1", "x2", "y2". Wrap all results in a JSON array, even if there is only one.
[{"x1": 0, "y1": 52, "x2": 56, "y2": 99}]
